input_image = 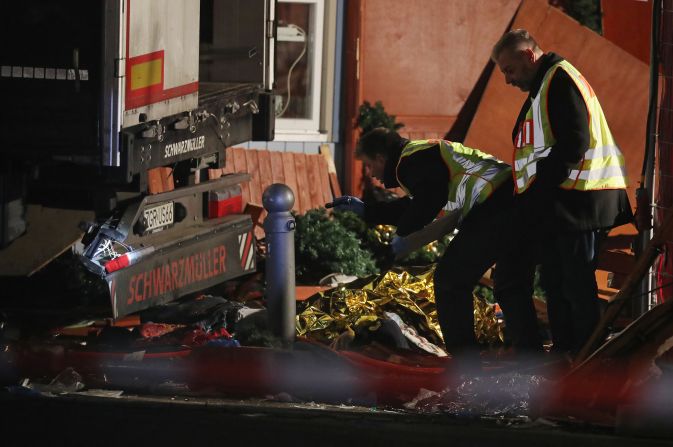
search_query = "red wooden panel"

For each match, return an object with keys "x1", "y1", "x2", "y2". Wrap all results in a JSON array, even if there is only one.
[
  {"x1": 293, "y1": 152, "x2": 312, "y2": 214},
  {"x1": 306, "y1": 154, "x2": 324, "y2": 210},
  {"x1": 601, "y1": 0, "x2": 651, "y2": 64},
  {"x1": 281, "y1": 152, "x2": 300, "y2": 213},
  {"x1": 318, "y1": 155, "x2": 334, "y2": 205},
  {"x1": 232, "y1": 148, "x2": 251, "y2": 206},
  {"x1": 343, "y1": 0, "x2": 364, "y2": 196},
  {"x1": 257, "y1": 150, "x2": 273, "y2": 198},
  {"x1": 320, "y1": 145, "x2": 342, "y2": 197},
  {"x1": 245, "y1": 149, "x2": 262, "y2": 206},
  {"x1": 329, "y1": 173, "x2": 342, "y2": 198},
  {"x1": 270, "y1": 151, "x2": 285, "y2": 184}
]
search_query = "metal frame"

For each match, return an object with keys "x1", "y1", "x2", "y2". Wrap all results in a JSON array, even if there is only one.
[{"x1": 102, "y1": 0, "x2": 126, "y2": 167}]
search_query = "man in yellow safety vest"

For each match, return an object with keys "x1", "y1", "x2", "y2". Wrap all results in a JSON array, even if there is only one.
[
  {"x1": 492, "y1": 29, "x2": 633, "y2": 358},
  {"x1": 333, "y1": 127, "x2": 543, "y2": 363}
]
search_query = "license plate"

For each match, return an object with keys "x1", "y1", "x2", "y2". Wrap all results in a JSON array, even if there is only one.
[{"x1": 143, "y1": 201, "x2": 174, "y2": 233}]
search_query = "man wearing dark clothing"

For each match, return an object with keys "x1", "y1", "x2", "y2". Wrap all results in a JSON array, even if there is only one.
[
  {"x1": 333, "y1": 128, "x2": 543, "y2": 360},
  {"x1": 492, "y1": 29, "x2": 633, "y2": 356}
]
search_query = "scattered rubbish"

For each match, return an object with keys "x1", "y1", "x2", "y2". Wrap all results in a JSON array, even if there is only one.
[
  {"x1": 318, "y1": 273, "x2": 359, "y2": 287},
  {"x1": 24, "y1": 367, "x2": 86, "y2": 395},
  {"x1": 404, "y1": 372, "x2": 549, "y2": 420},
  {"x1": 385, "y1": 312, "x2": 448, "y2": 357}
]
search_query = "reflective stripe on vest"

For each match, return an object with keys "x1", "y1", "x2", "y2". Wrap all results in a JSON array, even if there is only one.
[
  {"x1": 512, "y1": 60, "x2": 628, "y2": 193},
  {"x1": 396, "y1": 139, "x2": 511, "y2": 217}
]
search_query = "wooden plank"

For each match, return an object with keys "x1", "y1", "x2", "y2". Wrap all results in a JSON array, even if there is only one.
[
  {"x1": 207, "y1": 168, "x2": 222, "y2": 180},
  {"x1": 245, "y1": 149, "x2": 262, "y2": 206},
  {"x1": 0, "y1": 205, "x2": 94, "y2": 276},
  {"x1": 306, "y1": 154, "x2": 324, "y2": 210},
  {"x1": 328, "y1": 173, "x2": 342, "y2": 199},
  {"x1": 223, "y1": 147, "x2": 236, "y2": 174},
  {"x1": 270, "y1": 151, "x2": 285, "y2": 184},
  {"x1": 147, "y1": 167, "x2": 174, "y2": 194},
  {"x1": 293, "y1": 152, "x2": 312, "y2": 214},
  {"x1": 317, "y1": 155, "x2": 334, "y2": 205},
  {"x1": 575, "y1": 207, "x2": 673, "y2": 363},
  {"x1": 281, "y1": 152, "x2": 300, "y2": 213},
  {"x1": 257, "y1": 150, "x2": 273, "y2": 198},
  {"x1": 232, "y1": 148, "x2": 251, "y2": 206},
  {"x1": 320, "y1": 145, "x2": 342, "y2": 197},
  {"x1": 209, "y1": 147, "x2": 237, "y2": 180}
]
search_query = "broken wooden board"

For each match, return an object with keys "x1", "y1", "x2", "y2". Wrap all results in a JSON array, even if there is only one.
[
  {"x1": 576, "y1": 207, "x2": 673, "y2": 363},
  {"x1": 0, "y1": 205, "x2": 94, "y2": 276}
]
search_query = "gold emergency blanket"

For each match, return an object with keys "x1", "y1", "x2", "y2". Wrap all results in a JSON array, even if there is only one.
[{"x1": 296, "y1": 266, "x2": 504, "y2": 350}]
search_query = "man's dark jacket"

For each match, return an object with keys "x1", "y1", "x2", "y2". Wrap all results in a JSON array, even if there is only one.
[{"x1": 514, "y1": 52, "x2": 633, "y2": 232}]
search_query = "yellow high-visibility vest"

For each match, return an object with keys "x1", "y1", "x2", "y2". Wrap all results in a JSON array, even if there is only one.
[
  {"x1": 396, "y1": 139, "x2": 511, "y2": 217},
  {"x1": 512, "y1": 60, "x2": 628, "y2": 193}
]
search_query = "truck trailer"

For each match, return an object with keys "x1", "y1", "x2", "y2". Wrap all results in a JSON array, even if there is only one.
[{"x1": 0, "y1": 0, "x2": 277, "y2": 318}]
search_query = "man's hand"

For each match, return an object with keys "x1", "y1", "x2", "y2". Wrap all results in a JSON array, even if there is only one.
[
  {"x1": 326, "y1": 196, "x2": 365, "y2": 217},
  {"x1": 390, "y1": 235, "x2": 408, "y2": 257}
]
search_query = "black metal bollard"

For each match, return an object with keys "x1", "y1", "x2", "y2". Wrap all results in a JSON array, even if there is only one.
[{"x1": 262, "y1": 183, "x2": 296, "y2": 345}]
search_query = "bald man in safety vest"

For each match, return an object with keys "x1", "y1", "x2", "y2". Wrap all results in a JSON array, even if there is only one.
[
  {"x1": 332, "y1": 127, "x2": 543, "y2": 363},
  {"x1": 492, "y1": 29, "x2": 633, "y2": 358}
]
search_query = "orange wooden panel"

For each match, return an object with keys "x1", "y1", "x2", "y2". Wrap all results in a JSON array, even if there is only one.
[
  {"x1": 318, "y1": 155, "x2": 334, "y2": 205},
  {"x1": 306, "y1": 154, "x2": 324, "y2": 210},
  {"x1": 232, "y1": 148, "x2": 251, "y2": 206},
  {"x1": 270, "y1": 151, "x2": 286, "y2": 184},
  {"x1": 207, "y1": 168, "x2": 223, "y2": 180},
  {"x1": 295, "y1": 285, "x2": 332, "y2": 301},
  {"x1": 395, "y1": 115, "x2": 458, "y2": 139},
  {"x1": 257, "y1": 150, "x2": 273, "y2": 198},
  {"x1": 245, "y1": 149, "x2": 262, "y2": 206},
  {"x1": 147, "y1": 167, "x2": 174, "y2": 194},
  {"x1": 344, "y1": 0, "x2": 520, "y2": 196},
  {"x1": 361, "y1": 0, "x2": 520, "y2": 118},
  {"x1": 596, "y1": 269, "x2": 620, "y2": 301},
  {"x1": 294, "y1": 152, "x2": 312, "y2": 214},
  {"x1": 281, "y1": 152, "x2": 300, "y2": 213}
]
